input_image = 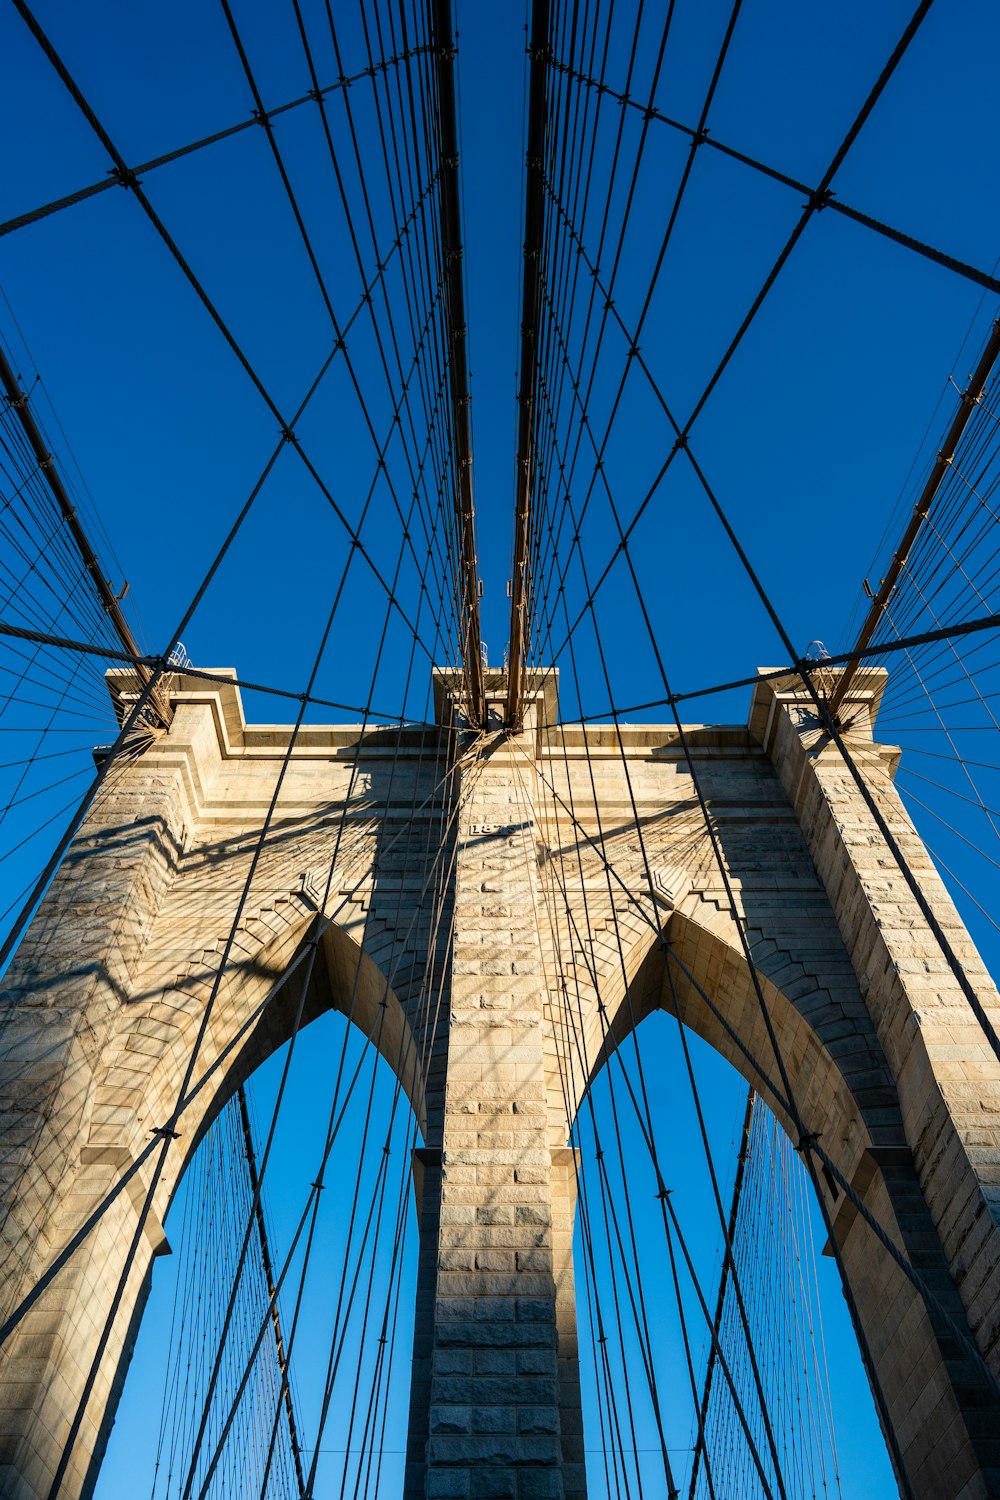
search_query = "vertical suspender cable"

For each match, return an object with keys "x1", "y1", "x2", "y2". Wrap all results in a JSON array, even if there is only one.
[
  {"x1": 505, "y1": 0, "x2": 550, "y2": 729},
  {"x1": 429, "y1": 0, "x2": 486, "y2": 726},
  {"x1": 688, "y1": 1088, "x2": 755, "y2": 1500},
  {"x1": 235, "y1": 1085, "x2": 306, "y2": 1500}
]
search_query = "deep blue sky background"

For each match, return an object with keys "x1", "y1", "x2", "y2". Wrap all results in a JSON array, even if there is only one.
[{"x1": 1, "y1": 0, "x2": 999, "y2": 1495}]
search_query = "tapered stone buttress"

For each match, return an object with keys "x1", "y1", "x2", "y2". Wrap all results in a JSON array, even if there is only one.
[{"x1": 404, "y1": 713, "x2": 586, "y2": 1500}]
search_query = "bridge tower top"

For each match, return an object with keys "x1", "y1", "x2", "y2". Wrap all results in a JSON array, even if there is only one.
[{"x1": 432, "y1": 666, "x2": 560, "y2": 735}]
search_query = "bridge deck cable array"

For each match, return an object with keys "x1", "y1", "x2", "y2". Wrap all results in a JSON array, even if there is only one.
[{"x1": 0, "y1": 1, "x2": 998, "y2": 1498}]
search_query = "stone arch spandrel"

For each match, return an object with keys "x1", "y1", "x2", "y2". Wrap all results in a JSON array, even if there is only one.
[
  {"x1": 7, "y1": 884, "x2": 425, "y2": 1500},
  {"x1": 555, "y1": 887, "x2": 1000, "y2": 1500},
  {"x1": 83, "y1": 881, "x2": 426, "y2": 1197},
  {"x1": 551, "y1": 874, "x2": 898, "y2": 1185}
]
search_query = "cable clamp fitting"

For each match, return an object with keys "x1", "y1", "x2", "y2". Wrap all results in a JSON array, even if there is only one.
[
  {"x1": 693, "y1": 127, "x2": 711, "y2": 147},
  {"x1": 112, "y1": 165, "x2": 142, "y2": 190},
  {"x1": 795, "y1": 1130, "x2": 821, "y2": 1155},
  {"x1": 150, "y1": 1125, "x2": 180, "y2": 1141},
  {"x1": 805, "y1": 187, "x2": 833, "y2": 212}
]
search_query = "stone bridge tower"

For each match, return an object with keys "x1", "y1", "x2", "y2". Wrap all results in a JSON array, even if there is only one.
[{"x1": 0, "y1": 664, "x2": 999, "y2": 1500}]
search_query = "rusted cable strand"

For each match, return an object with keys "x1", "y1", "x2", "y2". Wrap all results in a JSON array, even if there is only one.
[
  {"x1": 429, "y1": 0, "x2": 485, "y2": 725},
  {"x1": 0, "y1": 344, "x2": 171, "y2": 727},
  {"x1": 505, "y1": 0, "x2": 551, "y2": 728},
  {"x1": 830, "y1": 318, "x2": 1000, "y2": 713}
]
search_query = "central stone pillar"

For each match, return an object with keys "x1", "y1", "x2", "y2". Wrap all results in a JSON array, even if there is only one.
[{"x1": 407, "y1": 675, "x2": 584, "y2": 1500}]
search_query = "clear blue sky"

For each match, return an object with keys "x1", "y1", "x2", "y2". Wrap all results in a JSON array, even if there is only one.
[{"x1": 1, "y1": 1, "x2": 998, "y2": 1495}]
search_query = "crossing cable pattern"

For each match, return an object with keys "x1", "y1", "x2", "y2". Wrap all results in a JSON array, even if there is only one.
[
  {"x1": 689, "y1": 1096, "x2": 843, "y2": 1500},
  {"x1": 0, "y1": 3, "x2": 492, "y2": 1497},
  {"x1": 0, "y1": 0, "x2": 488, "y2": 969},
  {"x1": 0, "y1": 2, "x2": 998, "y2": 1498},
  {"x1": 516, "y1": 0, "x2": 1000, "y2": 1079},
  {"x1": 150, "y1": 1092, "x2": 303, "y2": 1500},
  {"x1": 834, "y1": 315, "x2": 1000, "y2": 953},
  {"x1": 502, "y1": 0, "x2": 1000, "y2": 1490}
]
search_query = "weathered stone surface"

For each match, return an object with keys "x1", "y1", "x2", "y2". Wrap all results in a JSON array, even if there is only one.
[{"x1": 1, "y1": 665, "x2": 999, "y2": 1499}]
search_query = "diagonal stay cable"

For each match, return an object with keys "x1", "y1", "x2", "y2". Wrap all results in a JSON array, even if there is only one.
[
  {"x1": 525, "y1": 4, "x2": 1000, "y2": 1088},
  {"x1": 0, "y1": 47, "x2": 433, "y2": 241},
  {"x1": 43, "y1": 552, "x2": 356, "y2": 1499},
  {"x1": 547, "y1": 54, "x2": 1000, "y2": 299},
  {"x1": 220, "y1": 0, "x2": 455, "y2": 602},
  {"x1": 46, "y1": 474, "x2": 463, "y2": 1499},
  {"x1": 10, "y1": 0, "x2": 438, "y2": 659},
  {"x1": 508, "y1": 728, "x2": 1000, "y2": 1414},
  {"x1": 0, "y1": 622, "x2": 402, "y2": 722},
  {"x1": 527, "y1": 327, "x2": 937, "y2": 1462},
  {"x1": 0, "y1": 216, "x2": 447, "y2": 979},
  {"x1": 0, "y1": 734, "x2": 470, "y2": 1353},
  {"x1": 528, "y1": 0, "x2": 741, "y2": 618},
  {"x1": 536, "y1": 0, "x2": 937, "y2": 656},
  {"x1": 187, "y1": 744, "x2": 484, "y2": 1500},
  {"x1": 544, "y1": 196, "x2": 1000, "y2": 1067},
  {"x1": 525, "y1": 326, "x2": 1000, "y2": 1450},
  {"x1": 564, "y1": 609, "x2": 1000, "y2": 721}
]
